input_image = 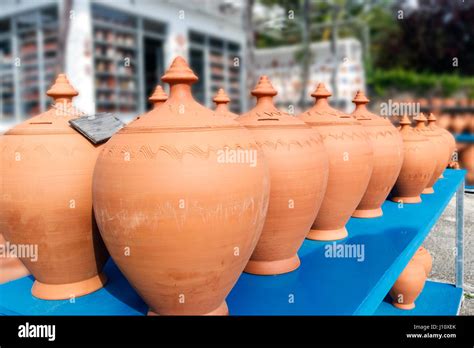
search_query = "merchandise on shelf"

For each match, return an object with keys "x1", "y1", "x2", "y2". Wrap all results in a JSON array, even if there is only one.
[
  {"x1": 297, "y1": 83, "x2": 373, "y2": 241},
  {"x1": 350, "y1": 91, "x2": 403, "y2": 218},
  {"x1": 238, "y1": 76, "x2": 329, "y2": 275},
  {"x1": 390, "y1": 115, "x2": 436, "y2": 203},
  {"x1": 389, "y1": 259, "x2": 427, "y2": 310},
  {"x1": 413, "y1": 113, "x2": 450, "y2": 194},
  {"x1": 92, "y1": 57, "x2": 270, "y2": 315},
  {"x1": 412, "y1": 247, "x2": 433, "y2": 277},
  {"x1": 0, "y1": 74, "x2": 109, "y2": 300}
]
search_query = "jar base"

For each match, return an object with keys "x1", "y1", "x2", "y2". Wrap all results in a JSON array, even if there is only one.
[
  {"x1": 352, "y1": 207, "x2": 383, "y2": 218},
  {"x1": 31, "y1": 272, "x2": 107, "y2": 300},
  {"x1": 306, "y1": 227, "x2": 348, "y2": 241},
  {"x1": 392, "y1": 301, "x2": 415, "y2": 310},
  {"x1": 244, "y1": 254, "x2": 300, "y2": 275},
  {"x1": 147, "y1": 301, "x2": 229, "y2": 316},
  {"x1": 390, "y1": 196, "x2": 422, "y2": 204},
  {"x1": 422, "y1": 187, "x2": 435, "y2": 194}
]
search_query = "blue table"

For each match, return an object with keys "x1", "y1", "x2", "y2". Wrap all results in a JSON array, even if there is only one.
[{"x1": 0, "y1": 170, "x2": 466, "y2": 316}]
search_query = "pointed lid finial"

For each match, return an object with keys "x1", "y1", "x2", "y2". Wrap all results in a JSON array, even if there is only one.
[
  {"x1": 251, "y1": 76, "x2": 278, "y2": 97},
  {"x1": 399, "y1": 114, "x2": 412, "y2": 126},
  {"x1": 352, "y1": 90, "x2": 370, "y2": 104},
  {"x1": 414, "y1": 112, "x2": 427, "y2": 128},
  {"x1": 427, "y1": 112, "x2": 437, "y2": 123},
  {"x1": 310, "y1": 83, "x2": 332, "y2": 99},
  {"x1": 149, "y1": 85, "x2": 168, "y2": 104},
  {"x1": 46, "y1": 73, "x2": 78, "y2": 100},
  {"x1": 213, "y1": 88, "x2": 231, "y2": 104},
  {"x1": 161, "y1": 56, "x2": 198, "y2": 84}
]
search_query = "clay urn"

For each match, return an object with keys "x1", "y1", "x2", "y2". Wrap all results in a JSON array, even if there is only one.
[
  {"x1": 237, "y1": 76, "x2": 328, "y2": 275},
  {"x1": 413, "y1": 113, "x2": 449, "y2": 194},
  {"x1": 92, "y1": 57, "x2": 270, "y2": 315},
  {"x1": 297, "y1": 83, "x2": 373, "y2": 240},
  {"x1": 350, "y1": 91, "x2": 403, "y2": 218},
  {"x1": 437, "y1": 113, "x2": 451, "y2": 129},
  {"x1": 213, "y1": 88, "x2": 238, "y2": 119},
  {"x1": 390, "y1": 115, "x2": 436, "y2": 203},
  {"x1": 427, "y1": 113, "x2": 456, "y2": 178},
  {"x1": 0, "y1": 234, "x2": 30, "y2": 284},
  {"x1": 0, "y1": 74, "x2": 109, "y2": 299},
  {"x1": 412, "y1": 246, "x2": 432, "y2": 277},
  {"x1": 389, "y1": 259, "x2": 427, "y2": 310},
  {"x1": 451, "y1": 115, "x2": 467, "y2": 134},
  {"x1": 148, "y1": 85, "x2": 168, "y2": 109},
  {"x1": 460, "y1": 145, "x2": 474, "y2": 185}
]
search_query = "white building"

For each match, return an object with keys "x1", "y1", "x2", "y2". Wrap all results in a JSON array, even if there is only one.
[
  {"x1": 0, "y1": 0, "x2": 246, "y2": 127},
  {"x1": 255, "y1": 38, "x2": 366, "y2": 113}
]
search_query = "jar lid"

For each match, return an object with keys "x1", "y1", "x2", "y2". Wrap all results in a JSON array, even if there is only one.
[
  {"x1": 148, "y1": 85, "x2": 168, "y2": 108},
  {"x1": 213, "y1": 89, "x2": 238, "y2": 120},
  {"x1": 351, "y1": 90, "x2": 391, "y2": 126},
  {"x1": 6, "y1": 74, "x2": 83, "y2": 136},
  {"x1": 238, "y1": 76, "x2": 310, "y2": 128},
  {"x1": 399, "y1": 114, "x2": 428, "y2": 142},
  {"x1": 298, "y1": 83, "x2": 360, "y2": 126},
  {"x1": 122, "y1": 57, "x2": 240, "y2": 133}
]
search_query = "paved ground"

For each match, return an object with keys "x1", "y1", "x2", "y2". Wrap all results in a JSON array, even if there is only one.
[{"x1": 423, "y1": 191, "x2": 473, "y2": 315}]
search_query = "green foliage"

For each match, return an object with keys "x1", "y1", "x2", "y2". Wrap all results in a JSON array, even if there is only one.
[{"x1": 367, "y1": 68, "x2": 474, "y2": 98}]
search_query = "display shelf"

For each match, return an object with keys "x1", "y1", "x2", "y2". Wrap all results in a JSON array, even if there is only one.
[
  {"x1": 0, "y1": 261, "x2": 147, "y2": 316},
  {"x1": 0, "y1": 170, "x2": 465, "y2": 316},
  {"x1": 455, "y1": 134, "x2": 474, "y2": 143},
  {"x1": 375, "y1": 281, "x2": 463, "y2": 315}
]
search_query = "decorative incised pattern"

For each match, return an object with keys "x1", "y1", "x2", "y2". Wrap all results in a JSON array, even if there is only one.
[
  {"x1": 365, "y1": 130, "x2": 399, "y2": 139},
  {"x1": 103, "y1": 142, "x2": 259, "y2": 160},
  {"x1": 323, "y1": 131, "x2": 367, "y2": 141},
  {"x1": 255, "y1": 110, "x2": 284, "y2": 119},
  {"x1": 303, "y1": 109, "x2": 347, "y2": 118},
  {"x1": 255, "y1": 136, "x2": 322, "y2": 150},
  {"x1": 0, "y1": 143, "x2": 87, "y2": 159},
  {"x1": 401, "y1": 173, "x2": 432, "y2": 179}
]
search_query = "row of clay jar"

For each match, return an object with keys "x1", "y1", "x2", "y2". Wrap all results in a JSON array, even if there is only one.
[{"x1": 0, "y1": 57, "x2": 454, "y2": 315}]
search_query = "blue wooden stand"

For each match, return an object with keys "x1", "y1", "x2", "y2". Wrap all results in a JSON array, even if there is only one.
[
  {"x1": 0, "y1": 170, "x2": 466, "y2": 316},
  {"x1": 455, "y1": 134, "x2": 474, "y2": 193}
]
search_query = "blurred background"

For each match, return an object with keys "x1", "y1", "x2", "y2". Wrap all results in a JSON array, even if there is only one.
[{"x1": 0, "y1": 0, "x2": 472, "y2": 182}]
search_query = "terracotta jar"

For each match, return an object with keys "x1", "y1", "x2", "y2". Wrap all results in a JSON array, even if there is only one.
[
  {"x1": 92, "y1": 57, "x2": 270, "y2": 315},
  {"x1": 437, "y1": 113, "x2": 451, "y2": 129},
  {"x1": 390, "y1": 115, "x2": 436, "y2": 203},
  {"x1": 413, "y1": 113, "x2": 449, "y2": 193},
  {"x1": 0, "y1": 234, "x2": 30, "y2": 284},
  {"x1": 350, "y1": 91, "x2": 403, "y2": 218},
  {"x1": 451, "y1": 115, "x2": 467, "y2": 134},
  {"x1": 412, "y1": 247, "x2": 432, "y2": 277},
  {"x1": 297, "y1": 83, "x2": 373, "y2": 240},
  {"x1": 148, "y1": 85, "x2": 168, "y2": 109},
  {"x1": 0, "y1": 74, "x2": 109, "y2": 299},
  {"x1": 460, "y1": 145, "x2": 474, "y2": 185},
  {"x1": 237, "y1": 76, "x2": 328, "y2": 275},
  {"x1": 427, "y1": 113, "x2": 456, "y2": 179},
  {"x1": 389, "y1": 259, "x2": 427, "y2": 310},
  {"x1": 213, "y1": 88, "x2": 238, "y2": 119}
]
